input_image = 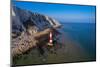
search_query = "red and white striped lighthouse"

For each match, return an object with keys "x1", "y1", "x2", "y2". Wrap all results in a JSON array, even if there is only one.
[{"x1": 48, "y1": 32, "x2": 53, "y2": 46}]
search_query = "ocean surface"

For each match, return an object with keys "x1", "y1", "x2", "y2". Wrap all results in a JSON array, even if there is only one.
[{"x1": 60, "y1": 22, "x2": 96, "y2": 59}]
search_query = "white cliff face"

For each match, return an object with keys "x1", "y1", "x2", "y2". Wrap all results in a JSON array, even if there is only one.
[
  {"x1": 12, "y1": 8, "x2": 16, "y2": 16},
  {"x1": 12, "y1": 7, "x2": 25, "y2": 33},
  {"x1": 12, "y1": 6, "x2": 62, "y2": 56},
  {"x1": 12, "y1": 6, "x2": 61, "y2": 34}
]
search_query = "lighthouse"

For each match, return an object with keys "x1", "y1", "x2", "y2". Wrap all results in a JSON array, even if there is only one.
[{"x1": 48, "y1": 32, "x2": 53, "y2": 46}]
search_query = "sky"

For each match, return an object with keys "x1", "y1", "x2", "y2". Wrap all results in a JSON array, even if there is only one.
[{"x1": 12, "y1": 1, "x2": 96, "y2": 23}]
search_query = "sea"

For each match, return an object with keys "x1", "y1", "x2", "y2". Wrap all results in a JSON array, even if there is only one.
[
  {"x1": 60, "y1": 22, "x2": 96, "y2": 60},
  {"x1": 13, "y1": 22, "x2": 96, "y2": 65}
]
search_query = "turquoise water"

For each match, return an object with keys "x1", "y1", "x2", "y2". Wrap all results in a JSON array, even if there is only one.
[{"x1": 61, "y1": 23, "x2": 96, "y2": 59}]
